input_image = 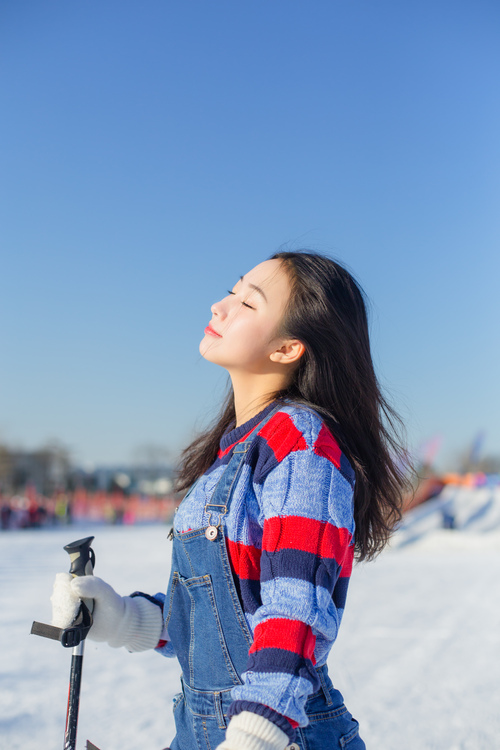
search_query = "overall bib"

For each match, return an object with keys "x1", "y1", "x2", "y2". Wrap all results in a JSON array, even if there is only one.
[{"x1": 164, "y1": 406, "x2": 365, "y2": 750}]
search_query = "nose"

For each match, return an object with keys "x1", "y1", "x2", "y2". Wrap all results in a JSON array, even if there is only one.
[{"x1": 211, "y1": 294, "x2": 229, "y2": 318}]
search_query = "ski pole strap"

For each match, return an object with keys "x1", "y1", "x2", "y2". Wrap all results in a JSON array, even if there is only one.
[{"x1": 31, "y1": 600, "x2": 93, "y2": 648}]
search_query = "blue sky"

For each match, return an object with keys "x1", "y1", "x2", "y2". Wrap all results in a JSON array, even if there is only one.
[{"x1": 1, "y1": 0, "x2": 499, "y2": 470}]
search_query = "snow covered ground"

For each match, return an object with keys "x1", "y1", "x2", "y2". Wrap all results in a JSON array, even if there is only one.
[{"x1": 1, "y1": 487, "x2": 499, "y2": 750}]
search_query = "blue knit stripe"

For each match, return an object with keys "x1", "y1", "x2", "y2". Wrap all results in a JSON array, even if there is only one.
[
  {"x1": 247, "y1": 648, "x2": 320, "y2": 689},
  {"x1": 255, "y1": 577, "x2": 343, "y2": 638},
  {"x1": 231, "y1": 670, "x2": 322, "y2": 728}
]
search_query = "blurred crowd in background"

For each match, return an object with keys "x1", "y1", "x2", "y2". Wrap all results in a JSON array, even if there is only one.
[
  {"x1": 0, "y1": 440, "x2": 180, "y2": 530},
  {"x1": 0, "y1": 488, "x2": 178, "y2": 531}
]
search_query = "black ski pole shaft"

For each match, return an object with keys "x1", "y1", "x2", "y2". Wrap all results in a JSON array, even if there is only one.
[
  {"x1": 65, "y1": 639, "x2": 85, "y2": 750},
  {"x1": 62, "y1": 536, "x2": 95, "y2": 750}
]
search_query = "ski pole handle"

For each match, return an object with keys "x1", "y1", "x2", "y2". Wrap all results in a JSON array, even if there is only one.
[
  {"x1": 31, "y1": 536, "x2": 96, "y2": 647},
  {"x1": 62, "y1": 536, "x2": 96, "y2": 645},
  {"x1": 64, "y1": 536, "x2": 96, "y2": 578}
]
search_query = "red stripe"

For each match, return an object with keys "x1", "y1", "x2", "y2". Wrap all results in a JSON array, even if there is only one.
[
  {"x1": 225, "y1": 538, "x2": 262, "y2": 580},
  {"x1": 249, "y1": 618, "x2": 316, "y2": 663},
  {"x1": 263, "y1": 515, "x2": 353, "y2": 570},
  {"x1": 218, "y1": 410, "x2": 309, "y2": 461},
  {"x1": 313, "y1": 424, "x2": 341, "y2": 469},
  {"x1": 258, "y1": 413, "x2": 308, "y2": 462},
  {"x1": 340, "y1": 541, "x2": 354, "y2": 578}
]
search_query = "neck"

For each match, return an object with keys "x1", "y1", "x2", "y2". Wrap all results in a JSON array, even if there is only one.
[{"x1": 230, "y1": 371, "x2": 288, "y2": 427}]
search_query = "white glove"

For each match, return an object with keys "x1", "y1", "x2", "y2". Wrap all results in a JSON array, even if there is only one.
[
  {"x1": 50, "y1": 573, "x2": 163, "y2": 652},
  {"x1": 216, "y1": 712, "x2": 291, "y2": 750}
]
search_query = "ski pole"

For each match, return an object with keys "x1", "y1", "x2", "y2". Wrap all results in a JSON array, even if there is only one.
[
  {"x1": 31, "y1": 535, "x2": 96, "y2": 750},
  {"x1": 62, "y1": 537, "x2": 95, "y2": 750}
]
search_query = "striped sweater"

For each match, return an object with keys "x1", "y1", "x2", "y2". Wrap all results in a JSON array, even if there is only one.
[{"x1": 156, "y1": 402, "x2": 356, "y2": 730}]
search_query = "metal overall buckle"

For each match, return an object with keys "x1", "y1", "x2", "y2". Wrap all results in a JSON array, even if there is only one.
[{"x1": 204, "y1": 503, "x2": 227, "y2": 540}]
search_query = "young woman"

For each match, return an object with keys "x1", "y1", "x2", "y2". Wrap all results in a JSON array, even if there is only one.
[{"x1": 52, "y1": 251, "x2": 407, "y2": 750}]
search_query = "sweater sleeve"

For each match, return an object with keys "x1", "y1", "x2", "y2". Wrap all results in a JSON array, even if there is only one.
[{"x1": 229, "y1": 412, "x2": 355, "y2": 729}]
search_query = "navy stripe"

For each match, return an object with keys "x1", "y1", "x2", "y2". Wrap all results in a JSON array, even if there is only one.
[
  {"x1": 333, "y1": 575, "x2": 349, "y2": 610},
  {"x1": 220, "y1": 402, "x2": 278, "y2": 452},
  {"x1": 340, "y1": 451, "x2": 356, "y2": 486},
  {"x1": 210, "y1": 406, "x2": 282, "y2": 480},
  {"x1": 261, "y1": 548, "x2": 341, "y2": 594},
  {"x1": 238, "y1": 566, "x2": 347, "y2": 616},
  {"x1": 247, "y1": 648, "x2": 320, "y2": 690},
  {"x1": 247, "y1": 435, "x2": 280, "y2": 484},
  {"x1": 238, "y1": 577, "x2": 262, "y2": 616}
]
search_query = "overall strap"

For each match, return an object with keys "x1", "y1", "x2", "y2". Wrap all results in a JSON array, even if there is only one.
[{"x1": 204, "y1": 402, "x2": 283, "y2": 526}]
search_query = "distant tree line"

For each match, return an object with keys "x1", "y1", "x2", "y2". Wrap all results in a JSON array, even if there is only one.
[
  {"x1": 0, "y1": 439, "x2": 176, "y2": 497},
  {"x1": 0, "y1": 441, "x2": 71, "y2": 496}
]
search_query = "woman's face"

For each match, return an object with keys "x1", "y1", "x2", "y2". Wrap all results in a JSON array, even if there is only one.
[{"x1": 199, "y1": 259, "x2": 292, "y2": 374}]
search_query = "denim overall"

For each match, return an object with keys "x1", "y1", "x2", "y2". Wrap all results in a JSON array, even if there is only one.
[{"x1": 164, "y1": 406, "x2": 365, "y2": 750}]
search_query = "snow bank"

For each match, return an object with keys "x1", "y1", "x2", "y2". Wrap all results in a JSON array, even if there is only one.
[{"x1": 391, "y1": 486, "x2": 500, "y2": 552}]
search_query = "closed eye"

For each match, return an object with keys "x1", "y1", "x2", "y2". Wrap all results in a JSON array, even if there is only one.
[{"x1": 227, "y1": 290, "x2": 255, "y2": 310}]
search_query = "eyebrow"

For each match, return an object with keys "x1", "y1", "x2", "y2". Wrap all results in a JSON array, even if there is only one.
[{"x1": 240, "y1": 275, "x2": 268, "y2": 303}]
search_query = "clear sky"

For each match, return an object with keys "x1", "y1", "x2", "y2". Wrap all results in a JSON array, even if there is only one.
[{"x1": 1, "y1": 0, "x2": 499, "y2": 471}]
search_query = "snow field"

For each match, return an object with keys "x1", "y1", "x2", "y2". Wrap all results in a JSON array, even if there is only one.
[{"x1": 1, "y1": 487, "x2": 499, "y2": 749}]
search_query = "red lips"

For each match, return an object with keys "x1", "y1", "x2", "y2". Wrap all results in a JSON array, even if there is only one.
[{"x1": 205, "y1": 324, "x2": 222, "y2": 338}]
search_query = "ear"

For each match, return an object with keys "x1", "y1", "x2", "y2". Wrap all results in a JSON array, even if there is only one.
[{"x1": 269, "y1": 339, "x2": 306, "y2": 366}]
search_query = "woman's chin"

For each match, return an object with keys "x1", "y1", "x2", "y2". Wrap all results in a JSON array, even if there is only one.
[{"x1": 199, "y1": 338, "x2": 219, "y2": 361}]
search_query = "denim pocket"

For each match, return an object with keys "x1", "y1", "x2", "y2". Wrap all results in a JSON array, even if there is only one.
[
  {"x1": 172, "y1": 692, "x2": 183, "y2": 713},
  {"x1": 166, "y1": 572, "x2": 242, "y2": 689},
  {"x1": 340, "y1": 721, "x2": 364, "y2": 748},
  {"x1": 301, "y1": 683, "x2": 365, "y2": 750},
  {"x1": 305, "y1": 682, "x2": 348, "y2": 723},
  {"x1": 301, "y1": 713, "x2": 364, "y2": 750}
]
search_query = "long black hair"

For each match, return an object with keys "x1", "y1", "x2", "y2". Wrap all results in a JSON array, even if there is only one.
[{"x1": 176, "y1": 251, "x2": 409, "y2": 561}]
